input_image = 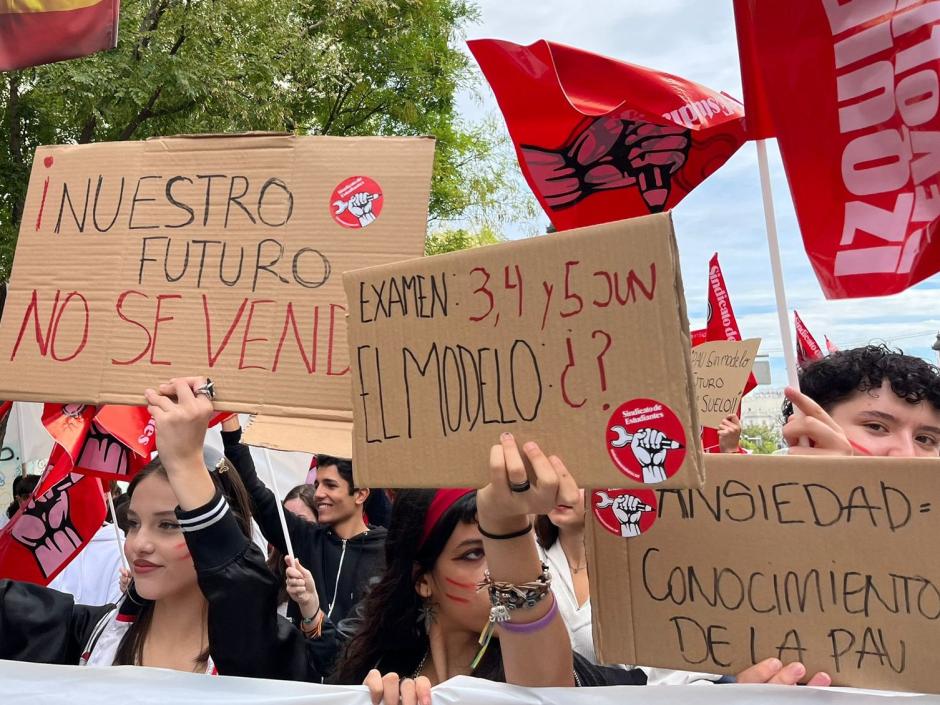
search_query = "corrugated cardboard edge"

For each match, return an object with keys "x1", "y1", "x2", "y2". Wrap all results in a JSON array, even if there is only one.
[
  {"x1": 666, "y1": 212, "x2": 707, "y2": 489},
  {"x1": 243, "y1": 414, "x2": 353, "y2": 458},
  {"x1": 588, "y1": 501, "x2": 638, "y2": 666}
]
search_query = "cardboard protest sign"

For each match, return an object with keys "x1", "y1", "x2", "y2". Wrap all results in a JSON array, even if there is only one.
[
  {"x1": 344, "y1": 213, "x2": 704, "y2": 489},
  {"x1": 589, "y1": 454, "x2": 940, "y2": 693},
  {"x1": 691, "y1": 339, "x2": 760, "y2": 428},
  {"x1": 0, "y1": 135, "x2": 434, "y2": 431},
  {"x1": 242, "y1": 412, "x2": 352, "y2": 459}
]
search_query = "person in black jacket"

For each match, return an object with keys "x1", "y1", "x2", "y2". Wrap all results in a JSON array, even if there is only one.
[
  {"x1": 0, "y1": 377, "x2": 335, "y2": 681},
  {"x1": 221, "y1": 417, "x2": 386, "y2": 627}
]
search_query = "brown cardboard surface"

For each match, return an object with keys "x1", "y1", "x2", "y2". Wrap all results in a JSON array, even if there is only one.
[
  {"x1": 691, "y1": 338, "x2": 760, "y2": 427},
  {"x1": 344, "y1": 213, "x2": 704, "y2": 489},
  {"x1": 242, "y1": 413, "x2": 352, "y2": 458},
  {"x1": 0, "y1": 135, "x2": 434, "y2": 425},
  {"x1": 589, "y1": 454, "x2": 940, "y2": 693}
]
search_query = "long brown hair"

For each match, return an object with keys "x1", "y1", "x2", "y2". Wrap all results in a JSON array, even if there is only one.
[{"x1": 113, "y1": 457, "x2": 253, "y2": 668}]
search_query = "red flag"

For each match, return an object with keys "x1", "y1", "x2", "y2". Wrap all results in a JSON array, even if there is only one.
[
  {"x1": 741, "y1": 3, "x2": 940, "y2": 298},
  {"x1": 0, "y1": 0, "x2": 120, "y2": 71},
  {"x1": 732, "y1": 0, "x2": 775, "y2": 139},
  {"x1": 0, "y1": 401, "x2": 11, "y2": 422},
  {"x1": 468, "y1": 39, "x2": 747, "y2": 230},
  {"x1": 825, "y1": 335, "x2": 839, "y2": 354},
  {"x1": 794, "y1": 310, "x2": 824, "y2": 367},
  {"x1": 43, "y1": 403, "x2": 232, "y2": 483},
  {"x1": 0, "y1": 445, "x2": 106, "y2": 585},
  {"x1": 691, "y1": 328, "x2": 708, "y2": 346}
]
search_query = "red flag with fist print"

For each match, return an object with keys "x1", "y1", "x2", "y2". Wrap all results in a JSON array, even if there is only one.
[{"x1": 469, "y1": 39, "x2": 747, "y2": 230}]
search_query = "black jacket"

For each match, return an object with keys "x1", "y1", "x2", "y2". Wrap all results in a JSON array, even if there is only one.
[
  {"x1": 0, "y1": 491, "x2": 334, "y2": 681},
  {"x1": 222, "y1": 429, "x2": 387, "y2": 627}
]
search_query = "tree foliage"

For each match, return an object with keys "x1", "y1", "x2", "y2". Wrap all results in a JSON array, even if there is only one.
[
  {"x1": 739, "y1": 423, "x2": 782, "y2": 454},
  {"x1": 0, "y1": 0, "x2": 529, "y2": 279}
]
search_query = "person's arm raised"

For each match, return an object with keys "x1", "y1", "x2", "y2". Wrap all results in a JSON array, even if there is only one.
[
  {"x1": 145, "y1": 378, "x2": 215, "y2": 510},
  {"x1": 475, "y1": 433, "x2": 575, "y2": 688}
]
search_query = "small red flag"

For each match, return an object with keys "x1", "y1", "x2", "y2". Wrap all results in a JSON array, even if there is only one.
[
  {"x1": 794, "y1": 310, "x2": 824, "y2": 367},
  {"x1": 825, "y1": 335, "x2": 839, "y2": 354},
  {"x1": 0, "y1": 0, "x2": 120, "y2": 71},
  {"x1": 739, "y1": 2, "x2": 940, "y2": 298},
  {"x1": 469, "y1": 39, "x2": 747, "y2": 231}
]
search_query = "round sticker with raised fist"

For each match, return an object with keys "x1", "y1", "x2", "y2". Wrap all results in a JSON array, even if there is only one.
[
  {"x1": 331, "y1": 176, "x2": 383, "y2": 229},
  {"x1": 592, "y1": 489, "x2": 658, "y2": 538},
  {"x1": 606, "y1": 398, "x2": 686, "y2": 484}
]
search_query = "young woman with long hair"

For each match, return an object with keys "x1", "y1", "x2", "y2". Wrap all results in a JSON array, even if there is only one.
[{"x1": 0, "y1": 377, "x2": 334, "y2": 679}]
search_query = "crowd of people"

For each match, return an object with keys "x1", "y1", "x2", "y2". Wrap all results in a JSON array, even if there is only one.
[{"x1": 0, "y1": 344, "x2": 938, "y2": 701}]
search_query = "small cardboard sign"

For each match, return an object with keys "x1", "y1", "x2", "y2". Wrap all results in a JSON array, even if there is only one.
[
  {"x1": 691, "y1": 339, "x2": 760, "y2": 427},
  {"x1": 0, "y1": 135, "x2": 434, "y2": 425},
  {"x1": 343, "y1": 213, "x2": 705, "y2": 489},
  {"x1": 589, "y1": 454, "x2": 940, "y2": 694}
]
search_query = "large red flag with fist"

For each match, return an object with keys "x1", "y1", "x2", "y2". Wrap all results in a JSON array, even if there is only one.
[
  {"x1": 469, "y1": 39, "x2": 747, "y2": 230},
  {"x1": 736, "y1": 1, "x2": 940, "y2": 298}
]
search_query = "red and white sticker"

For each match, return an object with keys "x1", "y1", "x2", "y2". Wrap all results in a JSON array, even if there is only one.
[
  {"x1": 331, "y1": 176, "x2": 383, "y2": 229},
  {"x1": 606, "y1": 398, "x2": 686, "y2": 484},
  {"x1": 592, "y1": 489, "x2": 657, "y2": 538}
]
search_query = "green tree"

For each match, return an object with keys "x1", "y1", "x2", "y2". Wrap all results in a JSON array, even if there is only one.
[
  {"x1": 0, "y1": 0, "x2": 520, "y2": 279},
  {"x1": 739, "y1": 423, "x2": 782, "y2": 454}
]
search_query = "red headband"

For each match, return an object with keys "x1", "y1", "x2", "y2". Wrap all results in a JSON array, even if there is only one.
[{"x1": 420, "y1": 488, "x2": 474, "y2": 548}]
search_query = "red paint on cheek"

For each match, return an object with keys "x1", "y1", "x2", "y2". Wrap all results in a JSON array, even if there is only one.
[
  {"x1": 444, "y1": 592, "x2": 471, "y2": 604},
  {"x1": 173, "y1": 541, "x2": 191, "y2": 560},
  {"x1": 444, "y1": 577, "x2": 475, "y2": 590}
]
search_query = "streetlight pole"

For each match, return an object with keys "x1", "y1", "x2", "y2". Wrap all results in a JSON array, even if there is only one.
[{"x1": 932, "y1": 332, "x2": 940, "y2": 366}]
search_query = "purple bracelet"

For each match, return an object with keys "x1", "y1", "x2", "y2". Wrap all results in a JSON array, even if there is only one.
[{"x1": 497, "y1": 595, "x2": 558, "y2": 634}]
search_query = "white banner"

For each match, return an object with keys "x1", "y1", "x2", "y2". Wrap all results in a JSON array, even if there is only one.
[
  {"x1": 0, "y1": 402, "x2": 53, "y2": 514},
  {"x1": 3, "y1": 661, "x2": 938, "y2": 704}
]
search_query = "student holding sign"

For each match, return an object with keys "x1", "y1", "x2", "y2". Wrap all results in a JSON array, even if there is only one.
[
  {"x1": 0, "y1": 378, "x2": 335, "y2": 679},
  {"x1": 783, "y1": 346, "x2": 940, "y2": 457}
]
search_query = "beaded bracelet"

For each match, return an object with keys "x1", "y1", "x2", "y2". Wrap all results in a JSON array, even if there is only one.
[{"x1": 498, "y1": 595, "x2": 559, "y2": 634}]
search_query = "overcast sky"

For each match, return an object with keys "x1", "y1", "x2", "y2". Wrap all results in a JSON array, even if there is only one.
[{"x1": 454, "y1": 0, "x2": 940, "y2": 385}]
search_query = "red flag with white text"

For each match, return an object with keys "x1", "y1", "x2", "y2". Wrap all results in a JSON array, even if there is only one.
[
  {"x1": 739, "y1": 2, "x2": 940, "y2": 298},
  {"x1": 794, "y1": 311, "x2": 824, "y2": 367},
  {"x1": 468, "y1": 39, "x2": 747, "y2": 231}
]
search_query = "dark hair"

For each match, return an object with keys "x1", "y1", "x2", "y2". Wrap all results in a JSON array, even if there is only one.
[
  {"x1": 113, "y1": 457, "x2": 254, "y2": 667},
  {"x1": 267, "y1": 484, "x2": 318, "y2": 605},
  {"x1": 316, "y1": 454, "x2": 355, "y2": 493},
  {"x1": 783, "y1": 345, "x2": 940, "y2": 421},
  {"x1": 7, "y1": 474, "x2": 40, "y2": 518},
  {"x1": 534, "y1": 515, "x2": 559, "y2": 550},
  {"x1": 332, "y1": 489, "x2": 505, "y2": 684}
]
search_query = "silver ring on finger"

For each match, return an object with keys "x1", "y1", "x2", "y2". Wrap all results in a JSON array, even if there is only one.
[{"x1": 195, "y1": 378, "x2": 216, "y2": 400}]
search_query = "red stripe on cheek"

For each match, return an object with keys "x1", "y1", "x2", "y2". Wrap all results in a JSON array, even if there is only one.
[
  {"x1": 174, "y1": 541, "x2": 191, "y2": 560},
  {"x1": 444, "y1": 592, "x2": 471, "y2": 604},
  {"x1": 444, "y1": 577, "x2": 475, "y2": 590}
]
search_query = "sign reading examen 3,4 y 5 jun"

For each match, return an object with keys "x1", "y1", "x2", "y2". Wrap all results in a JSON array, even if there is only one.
[
  {"x1": 345, "y1": 213, "x2": 705, "y2": 489},
  {"x1": 0, "y1": 135, "x2": 434, "y2": 420}
]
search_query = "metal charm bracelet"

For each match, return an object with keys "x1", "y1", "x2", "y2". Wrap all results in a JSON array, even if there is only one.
[{"x1": 478, "y1": 562, "x2": 552, "y2": 623}]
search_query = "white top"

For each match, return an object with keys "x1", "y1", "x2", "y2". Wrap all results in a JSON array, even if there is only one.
[
  {"x1": 540, "y1": 539, "x2": 721, "y2": 685},
  {"x1": 49, "y1": 522, "x2": 124, "y2": 606}
]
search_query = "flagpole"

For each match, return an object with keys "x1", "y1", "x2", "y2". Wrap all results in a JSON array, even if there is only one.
[
  {"x1": 262, "y1": 446, "x2": 295, "y2": 560},
  {"x1": 755, "y1": 139, "x2": 800, "y2": 389},
  {"x1": 103, "y1": 484, "x2": 129, "y2": 572}
]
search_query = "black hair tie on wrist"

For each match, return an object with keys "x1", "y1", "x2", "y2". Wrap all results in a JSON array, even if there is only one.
[{"x1": 478, "y1": 522, "x2": 533, "y2": 540}]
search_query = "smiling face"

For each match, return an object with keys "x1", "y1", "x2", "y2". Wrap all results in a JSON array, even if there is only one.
[
  {"x1": 417, "y1": 521, "x2": 490, "y2": 634},
  {"x1": 124, "y1": 473, "x2": 198, "y2": 600},
  {"x1": 313, "y1": 465, "x2": 364, "y2": 526},
  {"x1": 829, "y1": 381, "x2": 940, "y2": 457}
]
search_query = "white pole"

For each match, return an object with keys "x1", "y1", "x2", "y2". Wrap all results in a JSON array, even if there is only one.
[
  {"x1": 104, "y1": 485, "x2": 129, "y2": 572},
  {"x1": 261, "y1": 447, "x2": 295, "y2": 560},
  {"x1": 755, "y1": 139, "x2": 801, "y2": 389}
]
